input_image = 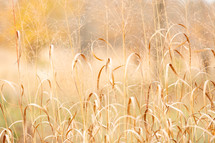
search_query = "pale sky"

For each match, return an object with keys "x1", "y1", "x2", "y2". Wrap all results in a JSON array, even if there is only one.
[{"x1": 206, "y1": 0, "x2": 215, "y2": 3}]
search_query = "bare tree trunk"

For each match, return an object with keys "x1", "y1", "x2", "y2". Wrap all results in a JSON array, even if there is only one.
[
  {"x1": 154, "y1": 0, "x2": 166, "y2": 30},
  {"x1": 152, "y1": 0, "x2": 167, "y2": 78}
]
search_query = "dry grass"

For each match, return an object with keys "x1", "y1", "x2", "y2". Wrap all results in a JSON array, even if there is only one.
[{"x1": 0, "y1": 0, "x2": 215, "y2": 142}]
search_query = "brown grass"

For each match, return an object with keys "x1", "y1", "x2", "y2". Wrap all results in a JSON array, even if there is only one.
[{"x1": 0, "y1": 0, "x2": 215, "y2": 142}]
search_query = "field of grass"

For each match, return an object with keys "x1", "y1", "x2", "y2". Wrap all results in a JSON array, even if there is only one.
[{"x1": 0, "y1": 0, "x2": 215, "y2": 142}]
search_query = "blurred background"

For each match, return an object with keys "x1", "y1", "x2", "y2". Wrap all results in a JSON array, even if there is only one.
[{"x1": 0, "y1": 0, "x2": 215, "y2": 76}]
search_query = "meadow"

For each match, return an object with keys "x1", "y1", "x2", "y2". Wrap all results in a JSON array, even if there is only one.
[{"x1": 0, "y1": 0, "x2": 215, "y2": 142}]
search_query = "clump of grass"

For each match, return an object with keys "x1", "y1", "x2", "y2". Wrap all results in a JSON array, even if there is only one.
[{"x1": 0, "y1": 0, "x2": 215, "y2": 142}]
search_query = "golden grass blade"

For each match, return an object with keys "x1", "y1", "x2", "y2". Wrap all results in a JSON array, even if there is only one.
[
  {"x1": 91, "y1": 40, "x2": 104, "y2": 61},
  {"x1": 2, "y1": 133, "x2": 6, "y2": 143},
  {"x1": 125, "y1": 53, "x2": 141, "y2": 79},
  {"x1": 168, "y1": 32, "x2": 186, "y2": 61},
  {"x1": 148, "y1": 29, "x2": 166, "y2": 65},
  {"x1": 183, "y1": 33, "x2": 191, "y2": 70},
  {"x1": 0, "y1": 104, "x2": 8, "y2": 128},
  {"x1": 71, "y1": 53, "x2": 93, "y2": 74},
  {"x1": 194, "y1": 48, "x2": 215, "y2": 57},
  {"x1": 125, "y1": 129, "x2": 143, "y2": 142},
  {"x1": 23, "y1": 103, "x2": 54, "y2": 142},
  {"x1": 15, "y1": 30, "x2": 21, "y2": 72},
  {"x1": 165, "y1": 64, "x2": 179, "y2": 99},
  {"x1": 98, "y1": 38, "x2": 119, "y2": 59},
  {"x1": 169, "y1": 64, "x2": 179, "y2": 77},
  {"x1": 110, "y1": 65, "x2": 124, "y2": 88},
  {"x1": 97, "y1": 65, "x2": 105, "y2": 91},
  {"x1": 174, "y1": 49, "x2": 184, "y2": 59},
  {"x1": 203, "y1": 80, "x2": 215, "y2": 110}
]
